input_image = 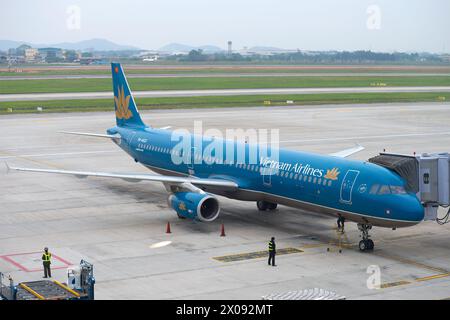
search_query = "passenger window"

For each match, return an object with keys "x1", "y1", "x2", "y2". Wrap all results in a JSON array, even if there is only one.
[
  {"x1": 378, "y1": 185, "x2": 391, "y2": 195},
  {"x1": 369, "y1": 184, "x2": 379, "y2": 194}
]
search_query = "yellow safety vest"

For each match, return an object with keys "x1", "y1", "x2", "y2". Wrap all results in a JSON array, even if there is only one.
[
  {"x1": 43, "y1": 252, "x2": 51, "y2": 262},
  {"x1": 268, "y1": 241, "x2": 275, "y2": 252}
]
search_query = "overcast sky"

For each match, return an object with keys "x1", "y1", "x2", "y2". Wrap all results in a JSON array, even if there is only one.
[{"x1": 1, "y1": 0, "x2": 449, "y2": 52}]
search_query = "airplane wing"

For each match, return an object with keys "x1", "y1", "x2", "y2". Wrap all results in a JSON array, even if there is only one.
[
  {"x1": 5, "y1": 163, "x2": 238, "y2": 190},
  {"x1": 329, "y1": 144, "x2": 364, "y2": 158}
]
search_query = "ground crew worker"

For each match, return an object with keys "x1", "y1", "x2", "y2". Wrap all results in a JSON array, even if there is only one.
[
  {"x1": 337, "y1": 214, "x2": 346, "y2": 233},
  {"x1": 42, "y1": 247, "x2": 52, "y2": 278},
  {"x1": 268, "y1": 237, "x2": 276, "y2": 267}
]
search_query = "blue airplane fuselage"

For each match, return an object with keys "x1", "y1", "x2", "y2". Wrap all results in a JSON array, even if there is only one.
[{"x1": 107, "y1": 125, "x2": 425, "y2": 228}]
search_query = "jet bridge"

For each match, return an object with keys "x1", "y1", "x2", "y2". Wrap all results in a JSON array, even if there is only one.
[{"x1": 369, "y1": 152, "x2": 450, "y2": 223}]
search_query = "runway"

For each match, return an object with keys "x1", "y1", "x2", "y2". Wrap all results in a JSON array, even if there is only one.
[
  {"x1": 1, "y1": 72, "x2": 449, "y2": 81},
  {"x1": 1, "y1": 102, "x2": 450, "y2": 299},
  {"x1": 2, "y1": 86, "x2": 450, "y2": 102}
]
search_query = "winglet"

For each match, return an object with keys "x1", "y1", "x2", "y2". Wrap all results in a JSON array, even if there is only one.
[{"x1": 329, "y1": 144, "x2": 365, "y2": 158}]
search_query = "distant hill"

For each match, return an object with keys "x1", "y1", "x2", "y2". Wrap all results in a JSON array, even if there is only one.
[
  {"x1": 159, "y1": 43, "x2": 223, "y2": 53},
  {"x1": 0, "y1": 38, "x2": 140, "y2": 51},
  {"x1": 0, "y1": 40, "x2": 28, "y2": 51},
  {"x1": 51, "y1": 38, "x2": 139, "y2": 51},
  {"x1": 198, "y1": 45, "x2": 223, "y2": 53}
]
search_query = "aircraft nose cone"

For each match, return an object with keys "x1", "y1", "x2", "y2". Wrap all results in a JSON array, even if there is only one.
[{"x1": 400, "y1": 195, "x2": 424, "y2": 223}]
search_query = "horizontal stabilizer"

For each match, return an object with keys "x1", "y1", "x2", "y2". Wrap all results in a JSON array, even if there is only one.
[{"x1": 59, "y1": 131, "x2": 121, "y2": 139}]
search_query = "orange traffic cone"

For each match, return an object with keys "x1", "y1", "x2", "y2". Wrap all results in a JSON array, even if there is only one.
[
  {"x1": 166, "y1": 222, "x2": 171, "y2": 234},
  {"x1": 220, "y1": 224, "x2": 226, "y2": 237}
]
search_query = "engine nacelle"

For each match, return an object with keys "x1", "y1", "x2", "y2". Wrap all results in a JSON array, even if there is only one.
[{"x1": 168, "y1": 192, "x2": 220, "y2": 222}]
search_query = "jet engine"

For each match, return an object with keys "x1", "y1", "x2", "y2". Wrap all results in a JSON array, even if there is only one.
[{"x1": 168, "y1": 192, "x2": 220, "y2": 222}]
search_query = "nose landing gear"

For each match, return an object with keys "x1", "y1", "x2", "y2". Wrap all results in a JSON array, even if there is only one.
[{"x1": 358, "y1": 223, "x2": 374, "y2": 252}]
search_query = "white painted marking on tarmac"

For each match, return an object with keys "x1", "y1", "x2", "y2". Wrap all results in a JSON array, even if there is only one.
[
  {"x1": 1, "y1": 102, "x2": 448, "y2": 123},
  {"x1": 0, "y1": 150, "x2": 117, "y2": 160},
  {"x1": 2, "y1": 86, "x2": 450, "y2": 101},
  {"x1": 280, "y1": 131, "x2": 450, "y2": 144},
  {"x1": 150, "y1": 241, "x2": 172, "y2": 249},
  {"x1": 0, "y1": 143, "x2": 106, "y2": 152}
]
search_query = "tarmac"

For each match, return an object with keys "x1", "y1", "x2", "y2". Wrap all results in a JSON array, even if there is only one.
[
  {"x1": 1, "y1": 102, "x2": 450, "y2": 300},
  {"x1": 1, "y1": 86, "x2": 450, "y2": 102}
]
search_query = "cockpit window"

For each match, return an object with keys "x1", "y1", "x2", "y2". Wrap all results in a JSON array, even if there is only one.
[
  {"x1": 371, "y1": 185, "x2": 407, "y2": 195},
  {"x1": 378, "y1": 185, "x2": 391, "y2": 195},
  {"x1": 369, "y1": 184, "x2": 379, "y2": 194},
  {"x1": 390, "y1": 185, "x2": 407, "y2": 194}
]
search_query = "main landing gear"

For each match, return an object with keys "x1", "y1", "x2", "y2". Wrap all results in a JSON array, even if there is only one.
[
  {"x1": 357, "y1": 223, "x2": 374, "y2": 252},
  {"x1": 257, "y1": 201, "x2": 277, "y2": 211}
]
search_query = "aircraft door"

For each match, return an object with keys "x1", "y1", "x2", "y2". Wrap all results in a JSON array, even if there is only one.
[
  {"x1": 127, "y1": 131, "x2": 136, "y2": 145},
  {"x1": 262, "y1": 166, "x2": 273, "y2": 187},
  {"x1": 340, "y1": 170, "x2": 360, "y2": 204},
  {"x1": 126, "y1": 131, "x2": 137, "y2": 151},
  {"x1": 187, "y1": 147, "x2": 196, "y2": 175}
]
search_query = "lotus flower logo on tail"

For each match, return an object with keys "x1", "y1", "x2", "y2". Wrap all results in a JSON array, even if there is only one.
[
  {"x1": 324, "y1": 167, "x2": 340, "y2": 180},
  {"x1": 114, "y1": 86, "x2": 132, "y2": 120}
]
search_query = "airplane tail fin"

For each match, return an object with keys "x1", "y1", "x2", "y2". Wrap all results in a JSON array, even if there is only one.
[{"x1": 111, "y1": 63, "x2": 147, "y2": 128}]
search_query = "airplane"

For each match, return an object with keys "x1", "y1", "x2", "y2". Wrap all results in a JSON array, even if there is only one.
[{"x1": 7, "y1": 63, "x2": 426, "y2": 252}]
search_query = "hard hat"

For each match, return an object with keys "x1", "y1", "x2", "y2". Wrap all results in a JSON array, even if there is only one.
[{"x1": 44, "y1": 247, "x2": 48, "y2": 251}]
